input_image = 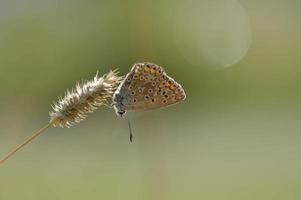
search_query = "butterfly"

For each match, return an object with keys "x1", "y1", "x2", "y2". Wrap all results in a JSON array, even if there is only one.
[{"x1": 112, "y1": 62, "x2": 186, "y2": 117}]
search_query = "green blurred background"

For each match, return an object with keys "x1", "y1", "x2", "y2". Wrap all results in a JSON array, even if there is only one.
[{"x1": 0, "y1": 0, "x2": 301, "y2": 199}]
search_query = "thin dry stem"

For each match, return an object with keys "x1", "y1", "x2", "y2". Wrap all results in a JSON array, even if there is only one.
[{"x1": 0, "y1": 123, "x2": 53, "y2": 165}]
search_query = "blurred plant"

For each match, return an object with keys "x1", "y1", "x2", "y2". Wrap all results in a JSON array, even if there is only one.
[{"x1": 0, "y1": 70, "x2": 123, "y2": 165}]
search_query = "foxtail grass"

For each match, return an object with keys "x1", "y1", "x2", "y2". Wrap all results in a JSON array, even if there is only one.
[{"x1": 0, "y1": 70, "x2": 123, "y2": 166}]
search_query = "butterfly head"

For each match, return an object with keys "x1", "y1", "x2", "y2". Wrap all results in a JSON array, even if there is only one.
[
  {"x1": 113, "y1": 106, "x2": 126, "y2": 117},
  {"x1": 112, "y1": 91, "x2": 128, "y2": 117}
]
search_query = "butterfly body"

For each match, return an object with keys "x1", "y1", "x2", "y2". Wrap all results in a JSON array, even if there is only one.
[{"x1": 112, "y1": 62, "x2": 186, "y2": 117}]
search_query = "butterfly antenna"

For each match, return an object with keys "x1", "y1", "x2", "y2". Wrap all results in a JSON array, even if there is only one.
[
  {"x1": 127, "y1": 118, "x2": 133, "y2": 143},
  {"x1": 0, "y1": 122, "x2": 53, "y2": 166}
]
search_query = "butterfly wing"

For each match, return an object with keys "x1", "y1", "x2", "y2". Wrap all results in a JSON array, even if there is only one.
[{"x1": 115, "y1": 63, "x2": 186, "y2": 112}]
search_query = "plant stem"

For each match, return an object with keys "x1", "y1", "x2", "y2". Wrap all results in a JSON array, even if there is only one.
[{"x1": 0, "y1": 122, "x2": 53, "y2": 166}]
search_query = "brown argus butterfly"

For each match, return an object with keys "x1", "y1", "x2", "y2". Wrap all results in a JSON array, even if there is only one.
[{"x1": 112, "y1": 62, "x2": 186, "y2": 117}]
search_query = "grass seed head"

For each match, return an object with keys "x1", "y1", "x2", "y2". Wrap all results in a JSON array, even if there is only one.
[{"x1": 49, "y1": 70, "x2": 123, "y2": 128}]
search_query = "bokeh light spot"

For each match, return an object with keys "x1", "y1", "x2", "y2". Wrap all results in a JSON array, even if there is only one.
[{"x1": 173, "y1": 0, "x2": 252, "y2": 69}]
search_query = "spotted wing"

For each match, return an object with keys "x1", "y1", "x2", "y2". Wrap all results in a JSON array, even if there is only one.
[{"x1": 119, "y1": 62, "x2": 186, "y2": 112}]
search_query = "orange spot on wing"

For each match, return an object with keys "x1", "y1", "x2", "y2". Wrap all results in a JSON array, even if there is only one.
[
  {"x1": 170, "y1": 84, "x2": 176, "y2": 90},
  {"x1": 150, "y1": 68, "x2": 156, "y2": 74},
  {"x1": 144, "y1": 66, "x2": 150, "y2": 72}
]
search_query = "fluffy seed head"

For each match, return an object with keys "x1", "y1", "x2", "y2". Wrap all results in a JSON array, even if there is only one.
[{"x1": 49, "y1": 70, "x2": 123, "y2": 128}]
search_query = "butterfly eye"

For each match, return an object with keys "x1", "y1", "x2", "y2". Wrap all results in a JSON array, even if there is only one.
[
  {"x1": 127, "y1": 77, "x2": 131, "y2": 82},
  {"x1": 139, "y1": 76, "x2": 144, "y2": 80},
  {"x1": 145, "y1": 95, "x2": 150, "y2": 100},
  {"x1": 152, "y1": 81, "x2": 156, "y2": 86},
  {"x1": 162, "y1": 100, "x2": 167, "y2": 103},
  {"x1": 116, "y1": 109, "x2": 126, "y2": 117},
  {"x1": 151, "y1": 98, "x2": 155, "y2": 103},
  {"x1": 133, "y1": 98, "x2": 137, "y2": 103},
  {"x1": 148, "y1": 89, "x2": 153, "y2": 93},
  {"x1": 133, "y1": 74, "x2": 139, "y2": 79},
  {"x1": 129, "y1": 85, "x2": 133, "y2": 90},
  {"x1": 131, "y1": 91, "x2": 135, "y2": 95},
  {"x1": 162, "y1": 90, "x2": 167, "y2": 95},
  {"x1": 164, "y1": 94, "x2": 169, "y2": 98}
]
